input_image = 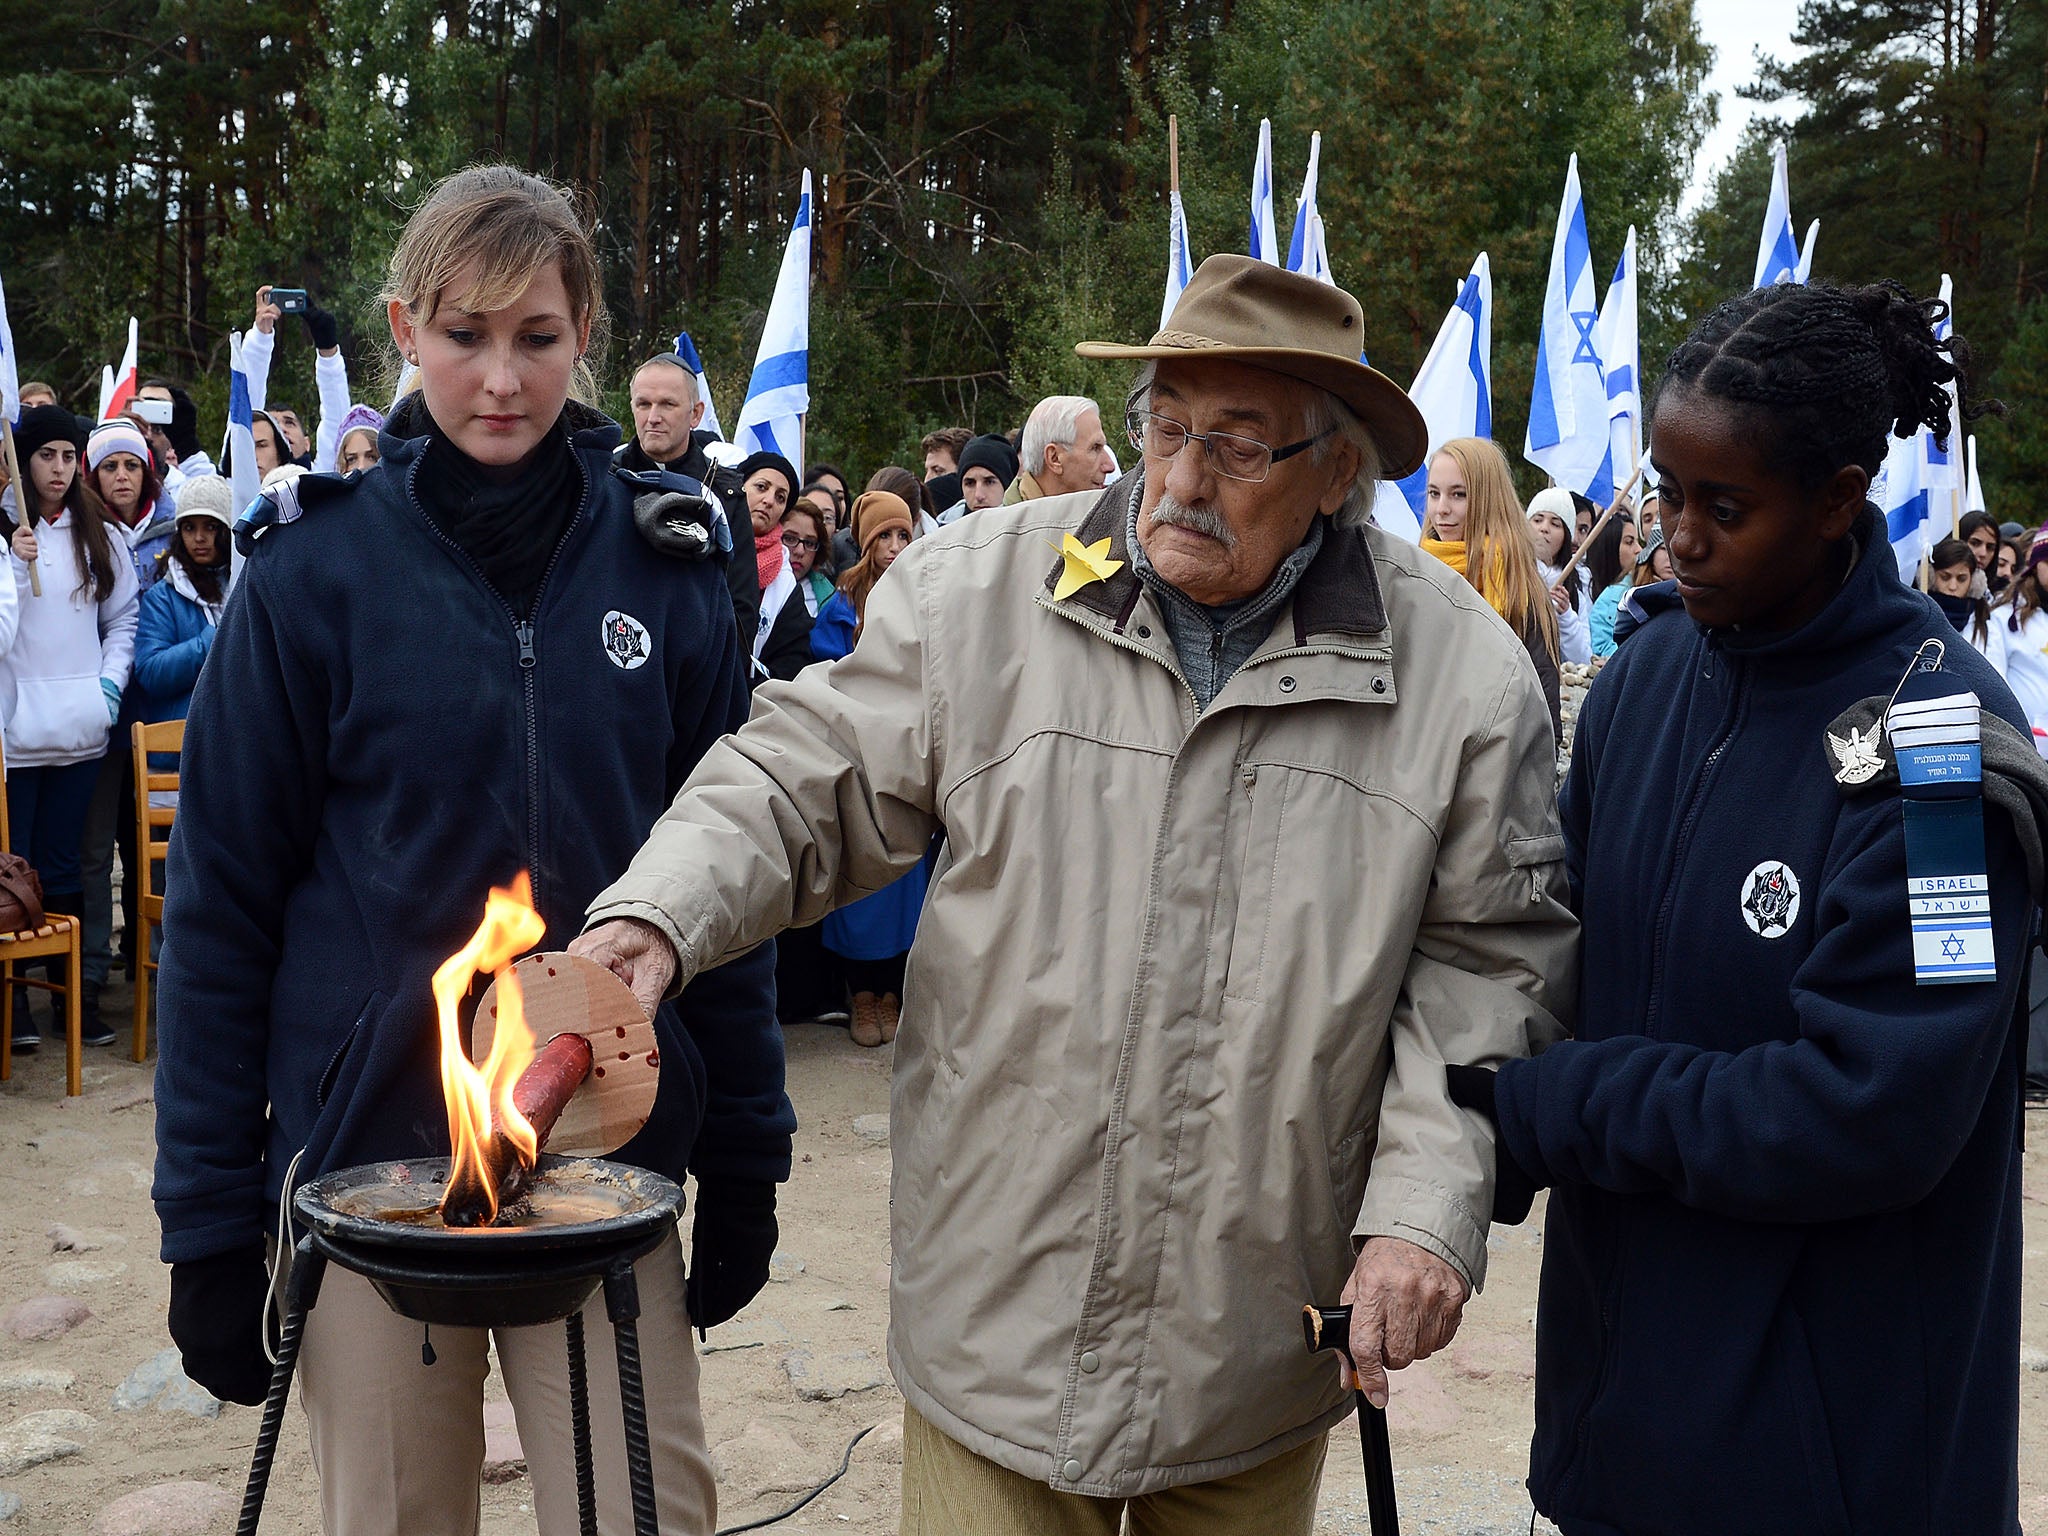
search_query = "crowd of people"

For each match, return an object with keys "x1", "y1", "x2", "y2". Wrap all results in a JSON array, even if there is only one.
[{"x1": 0, "y1": 160, "x2": 2036, "y2": 1536}]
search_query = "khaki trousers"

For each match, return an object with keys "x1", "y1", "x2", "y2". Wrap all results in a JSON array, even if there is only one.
[
  {"x1": 900, "y1": 1406, "x2": 1327, "y2": 1536},
  {"x1": 294, "y1": 1229, "x2": 715, "y2": 1536}
]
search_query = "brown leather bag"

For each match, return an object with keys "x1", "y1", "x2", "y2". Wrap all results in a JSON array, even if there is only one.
[{"x1": 0, "y1": 853, "x2": 46, "y2": 934}]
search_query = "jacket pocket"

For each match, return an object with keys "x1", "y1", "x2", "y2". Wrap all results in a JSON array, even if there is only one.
[
  {"x1": 1776, "y1": 1308, "x2": 1854, "y2": 1536},
  {"x1": 1222, "y1": 766, "x2": 1293, "y2": 1003},
  {"x1": 1505, "y1": 831, "x2": 1566, "y2": 909},
  {"x1": 9, "y1": 674, "x2": 111, "y2": 761},
  {"x1": 315, "y1": 992, "x2": 382, "y2": 1108}
]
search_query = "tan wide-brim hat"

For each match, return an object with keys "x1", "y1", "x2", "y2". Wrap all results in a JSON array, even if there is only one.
[{"x1": 1076, "y1": 253, "x2": 1430, "y2": 479}]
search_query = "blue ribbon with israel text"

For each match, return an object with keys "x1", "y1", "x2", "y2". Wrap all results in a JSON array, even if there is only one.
[{"x1": 1887, "y1": 679, "x2": 1995, "y2": 985}]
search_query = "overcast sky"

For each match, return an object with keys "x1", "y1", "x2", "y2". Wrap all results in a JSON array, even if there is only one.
[{"x1": 1683, "y1": 0, "x2": 1807, "y2": 213}]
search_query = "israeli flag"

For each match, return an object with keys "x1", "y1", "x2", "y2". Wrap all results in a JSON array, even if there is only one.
[
  {"x1": 1595, "y1": 226, "x2": 1642, "y2": 490},
  {"x1": 0, "y1": 264, "x2": 19, "y2": 426},
  {"x1": 1797, "y1": 219, "x2": 1820, "y2": 283},
  {"x1": 1525, "y1": 156, "x2": 1613, "y2": 504},
  {"x1": 1285, "y1": 132, "x2": 1334, "y2": 284},
  {"x1": 1380, "y1": 254, "x2": 1492, "y2": 543},
  {"x1": 673, "y1": 331, "x2": 724, "y2": 441},
  {"x1": 224, "y1": 330, "x2": 261, "y2": 517},
  {"x1": 733, "y1": 170, "x2": 812, "y2": 464},
  {"x1": 1754, "y1": 142, "x2": 1803, "y2": 288},
  {"x1": 1161, "y1": 187, "x2": 1196, "y2": 331},
  {"x1": 1879, "y1": 276, "x2": 1956, "y2": 579},
  {"x1": 1249, "y1": 120, "x2": 1279, "y2": 265},
  {"x1": 1966, "y1": 436, "x2": 1986, "y2": 516}
]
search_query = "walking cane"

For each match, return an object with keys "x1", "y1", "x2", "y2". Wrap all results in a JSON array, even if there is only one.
[{"x1": 1303, "y1": 1303, "x2": 1400, "y2": 1536}]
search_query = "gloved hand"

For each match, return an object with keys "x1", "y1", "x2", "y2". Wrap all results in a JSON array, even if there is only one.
[
  {"x1": 302, "y1": 302, "x2": 340, "y2": 352},
  {"x1": 168, "y1": 1246, "x2": 275, "y2": 1405},
  {"x1": 1445, "y1": 1064, "x2": 1542, "y2": 1226},
  {"x1": 100, "y1": 678, "x2": 121, "y2": 725},
  {"x1": 684, "y1": 1180, "x2": 778, "y2": 1336}
]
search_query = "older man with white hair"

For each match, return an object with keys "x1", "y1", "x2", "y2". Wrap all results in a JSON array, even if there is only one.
[
  {"x1": 572, "y1": 255, "x2": 1574, "y2": 1535},
  {"x1": 1009, "y1": 394, "x2": 1117, "y2": 502}
]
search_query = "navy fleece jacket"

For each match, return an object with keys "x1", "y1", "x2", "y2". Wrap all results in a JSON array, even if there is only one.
[
  {"x1": 1495, "y1": 508, "x2": 2029, "y2": 1536},
  {"x1": 152, "y1": 412, "x2": 795, "y2": 1263}
]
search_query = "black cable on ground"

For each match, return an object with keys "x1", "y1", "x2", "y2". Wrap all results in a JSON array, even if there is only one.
[{"x1": 714, "y1": 1422, "x2": 878, "y2": 1534}]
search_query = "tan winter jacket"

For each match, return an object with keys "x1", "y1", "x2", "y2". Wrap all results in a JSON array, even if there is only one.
[{"x1": 589, "y1": 477, "x2": 1576, "y2": 1496}]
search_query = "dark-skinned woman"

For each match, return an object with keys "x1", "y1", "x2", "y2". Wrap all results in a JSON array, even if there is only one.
[{"x1": 1452, "y1": 282, "x2": 2038, "y2": 1534}]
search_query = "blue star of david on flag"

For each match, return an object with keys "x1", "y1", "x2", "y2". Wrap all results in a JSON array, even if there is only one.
[
  {"x1": 1571, "y1": 311, "x2": 1601, "y2": 366},
  {"x1": 1941, "y1": 933, "x2": 1965, "y2": 960}
]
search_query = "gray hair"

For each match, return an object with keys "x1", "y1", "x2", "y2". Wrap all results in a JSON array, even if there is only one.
[
  {"x1": 1020, "y1": 395, "x2": 1101, "y2": 475},
  {"x1": 1126, "y1": 363, "x2": 1382, "y2": 528},
  {"x1": 631, "y1": 352, "x2": 700, "y2": 406}
]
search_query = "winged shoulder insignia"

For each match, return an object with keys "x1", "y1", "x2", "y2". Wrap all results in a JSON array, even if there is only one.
[{"x1": 1827, "y1": 721, "x2": 1885, "y2": 785}]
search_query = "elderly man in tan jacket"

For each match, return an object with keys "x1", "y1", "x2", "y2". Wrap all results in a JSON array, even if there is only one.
[{"x1": 573, "y1": 254, "x2": 1575, "y2": 1535}]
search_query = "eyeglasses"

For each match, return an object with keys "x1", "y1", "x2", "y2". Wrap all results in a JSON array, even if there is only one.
[
  {"x1": 1125, "y1": 408, "x2": 1333, "y2": 484},
  {"x1": 781, "y1": 532, "x2": 820, "y2": 553}
]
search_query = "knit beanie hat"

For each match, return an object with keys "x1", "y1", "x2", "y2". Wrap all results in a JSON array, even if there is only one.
[
  {"x1": 958, "y1": 432, "x2": 1019, "y2": 488},
  {"x1": 171, "y1": 473, "x2": 236, "y2": 528},
  {"x1": 852, "y1": 490, "x2": 913, "y2": 550},
  {"x1": 86, "y1": 418, "x2": 152, "y2": 472},
  {"x1": 1526, "y1": 486, "x2": 1576, "y2": 526},
  {"x1": 736, "y1": 450, "x2": 799, "y2": 502},
  {"x1": 13, "y1": 403, "x2": 87, "y2": 462},
  {"x1": 336, "y1": 403, "x2": 385, "y2": 445}
]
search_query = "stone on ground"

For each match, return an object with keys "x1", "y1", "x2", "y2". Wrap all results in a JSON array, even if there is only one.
[
  {"x1": 46, "y1": 1225, "x2": 100, "y2": 1253},
  {"x1": 851, "y1": 1114, "x2": 890, "y2": 1147},
  {"x1": 88, "y1": 1481, "x2": 235, "y2": 1536},
  {"x1": 481, "y1": 1400, "x2": 524, "y2": 1483},
  {"x1": 0, "y1": 1491, "x2": 20, "y2": 1521},
  {"x1": 767, "y1": 1253, "x2": 805, "y2": 1283},
  {"x1": 781, "y1": 1348, "x2": 885, "y2": 1402},
  {"x1": 0, "y1": 1409, "x2": 96, "y2": 1477},
  {"x1": 45, "y1": 1259, "x2": 127, "y2": 1290},
  {"x1": 0, "y1": 1366, "x2": 73, "y2": 1395},
  {"x1": 1, "y1": 1296, "x2": 90, "y2": 1342},
  {"x1": 112, "y1": 1351, "x2": 220, "y2": 1419},
  {"x1": 710, "y1": 1418, "x2": 821, "y2": 1501}
]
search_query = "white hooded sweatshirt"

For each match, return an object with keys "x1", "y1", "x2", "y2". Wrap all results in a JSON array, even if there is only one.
[{"x1": 3, "y1": 510, "x2": 140, "y2": 766}]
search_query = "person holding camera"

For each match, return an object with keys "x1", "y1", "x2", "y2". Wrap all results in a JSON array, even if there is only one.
[{"x1": 242, "y1": 284, "x2": 355, "y2": 473}]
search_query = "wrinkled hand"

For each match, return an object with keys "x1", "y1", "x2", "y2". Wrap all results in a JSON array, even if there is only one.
[
  {"x1": 11, "y1": 524, "x2": 37, "y2": 563},
  {"x1": 168, "y1": 1246, "x2": 275, "y2": 1406},
  {"x1": 252, "y1": 284, "x2": 281, "y2": 336},
  {"x1": 685, "y1": 1180, "x2": 779, "y2": 1334},
  {"x1": 1340, "y1": 1237, "x2": 1468, "y2": 1409},
  {"x1": 567, "y1": 917, "x2": 677, "y2": 1019}
]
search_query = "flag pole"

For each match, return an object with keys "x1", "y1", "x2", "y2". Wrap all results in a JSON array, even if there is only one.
[
  {"x1": 0, "y1": 417, "x2": 42, "y2": 597},
  {"x1": 1550, "y1": 465, "x2": 1645, "y2": 593},
  {"x1": 1170, "y1": 115, "x2": 1180, "y2": 196}
]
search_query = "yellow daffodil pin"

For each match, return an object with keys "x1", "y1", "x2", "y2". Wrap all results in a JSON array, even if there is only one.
[{"x1": 1051, "y1": 533, "x2": 1125, "y2": 601}]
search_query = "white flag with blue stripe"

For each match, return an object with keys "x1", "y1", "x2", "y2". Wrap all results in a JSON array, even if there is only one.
[
  {"x1": 733, "y1": 170, "x2": 812, "y2": 464},
  {"x1": 673, "y1": 331, "x2": 724, "y2": 441},
  {"x1": 1595, "y1": 225, "x2": 1641, "y2": 489},
  {"x1": 224, "y1": 330, "x2": 261, "y2": 517},
  {"x1": 1248, "y1": 120, "x2": 1279, "y2": 265},
  {"x1": 1285, "y1": 132, "x2": 1333, "y2": 284},
  {"x1": 0, "y1": 263, "x2": 19, "y2": 427},
  {"x1": 1966, "y1": 436, "x2": 1986, "y2": 516},
  {"x1": 1525, "y1": 156, "x2": 1612, "y2": 504},
  {"x1": 1380, "y1": 254, "x2": 1492, "y2": 543},
  {"x1": 1879, "y1": 275, "x2": 1956, "y2": 578},
  {"x1": 1754, "y1": 142, "x2": 1802, "y2": 288},
  {"x1": 1161, "y1": 188, "x2": 1196, "y2": 331}
]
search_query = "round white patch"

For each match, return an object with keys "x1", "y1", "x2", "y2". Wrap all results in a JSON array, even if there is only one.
[
  {"x1": 1739, "y1": 860, "x2": 1801, "y2": 939},
  {"x1": 600, "y1": 610, "x2": 651, "y2": 671}
]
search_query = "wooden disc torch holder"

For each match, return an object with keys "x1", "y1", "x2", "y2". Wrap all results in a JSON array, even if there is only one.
[{"x1": 238, "y1": 954, "x2": 674, "y2": 1536}]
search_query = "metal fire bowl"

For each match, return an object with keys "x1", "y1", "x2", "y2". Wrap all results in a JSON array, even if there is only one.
[{"x1": 293, "y1": 1155, "x2": 683, "y2": 1329}]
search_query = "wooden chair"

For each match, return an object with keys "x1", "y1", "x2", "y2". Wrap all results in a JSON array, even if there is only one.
[
  {"x1": 0, "y1": 736, "x2": 84, "y2": 1096},
  {"x1": 131, "y1": 720, "x2": 184, "y2": 1062}
]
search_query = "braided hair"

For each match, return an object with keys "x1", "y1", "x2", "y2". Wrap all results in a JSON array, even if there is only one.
[{"x1": 1652, "y1": 281, "x2": 1995, "y2": 493}]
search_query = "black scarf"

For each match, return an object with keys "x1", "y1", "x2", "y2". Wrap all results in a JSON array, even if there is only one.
[{"x1": 399, "y1": 395, "x2": 583, "y2": 616}]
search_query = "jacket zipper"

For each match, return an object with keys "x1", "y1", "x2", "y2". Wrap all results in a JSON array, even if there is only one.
[
  {"x1": 403, "y1": 451, "x2": 585, "y2": 911},
  {"x1": 1556, "y1": 637, "x2": 1745, "y2": 1507},
  {"x1": 1037, "y1": 596, "x2": 1200, "y2": 715}
]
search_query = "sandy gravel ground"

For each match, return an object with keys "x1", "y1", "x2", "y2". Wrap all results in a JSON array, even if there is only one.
[{"x1": 1, "y1": 992, "x2": 2043, "y2": 1535}]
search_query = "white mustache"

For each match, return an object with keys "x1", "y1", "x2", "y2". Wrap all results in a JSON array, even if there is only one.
[{"x1": 1152, "y1": 493, "x2": 1238, "y2": 548}]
